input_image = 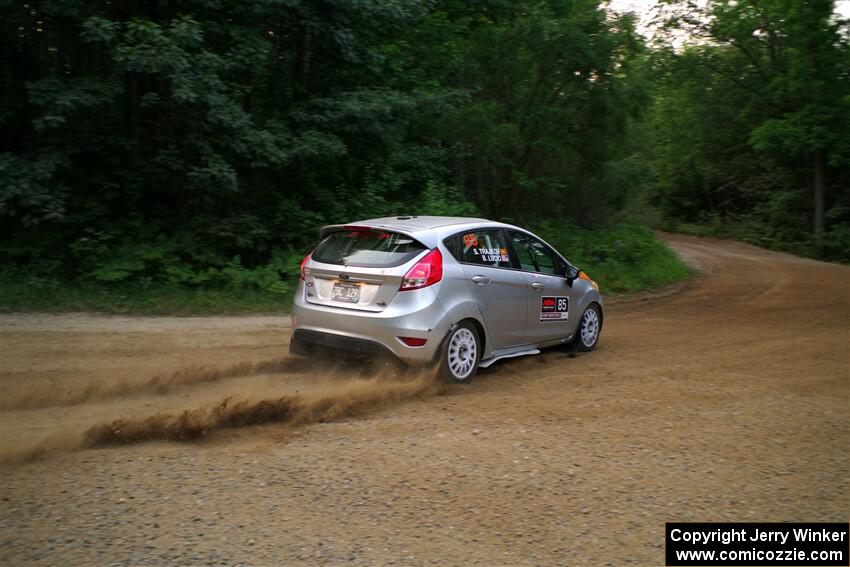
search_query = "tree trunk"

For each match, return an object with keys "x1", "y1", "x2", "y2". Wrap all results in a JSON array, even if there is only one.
[
  {"x1": 296, "y1": 28, "x2": 312, "y2": 98},
  {"x1": 813, "y1": 151, "x2": 825, "y2": 250}
]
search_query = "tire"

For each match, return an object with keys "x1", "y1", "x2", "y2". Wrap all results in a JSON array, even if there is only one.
[
  {"x1": 575, "y1": 303, "x2": 602, "y2": 352},
  {"x1": 438, "y1": 321, "x2": 481, "y2": 383}
]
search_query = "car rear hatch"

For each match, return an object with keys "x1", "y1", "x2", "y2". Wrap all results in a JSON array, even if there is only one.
[{"x1": 304, "y1": 227, "x2": 426, "y2": 312}]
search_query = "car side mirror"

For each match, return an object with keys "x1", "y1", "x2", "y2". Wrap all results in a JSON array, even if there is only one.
[{"x1": 563, "y1": 265, "x2": 579, "y2": 286}]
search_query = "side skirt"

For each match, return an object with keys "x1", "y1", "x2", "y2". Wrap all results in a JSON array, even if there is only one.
[
  {"x1": 478, "y1": 334, "x2": 575, "y2": 369},
  {"x1": 478, "y1": 348, "x2": 541, "y2": 369}
]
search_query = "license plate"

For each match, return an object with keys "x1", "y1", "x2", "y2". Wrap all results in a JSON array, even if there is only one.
[{"x1": 331, "y1": 282, "x2": 360, "y2": 303}]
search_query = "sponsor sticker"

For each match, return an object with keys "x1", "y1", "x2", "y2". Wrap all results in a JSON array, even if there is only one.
[{"x1": 540, "y1": 296, "x2": 569, "y2": 321}]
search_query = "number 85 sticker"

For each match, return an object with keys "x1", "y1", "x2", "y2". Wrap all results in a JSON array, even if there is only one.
[{"x1": 540, "y1": 296, "x2": 569, "y2": 321}]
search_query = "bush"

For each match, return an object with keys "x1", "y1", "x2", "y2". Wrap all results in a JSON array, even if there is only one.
[
  {"x1": 533, "y1": 222, "x2": 691, "y2": 293},
  {"x1": 663, "y1": 214, "x2": 850, "y2": 264},
  {"x1": 65, "y1": 228, "x2": 306, "y2": 295}
]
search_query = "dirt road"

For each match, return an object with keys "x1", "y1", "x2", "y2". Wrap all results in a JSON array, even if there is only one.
[{"x1": 1, "y1": 234, "x2": 847, "y2": 566}]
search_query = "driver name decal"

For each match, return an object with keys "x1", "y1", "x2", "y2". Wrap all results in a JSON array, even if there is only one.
[
  {"x1": 473, "y1": 247, "x2": 510, "y2": 263},
  {"x1": 540, "y1": 296, "x2": 569, "y2": 321}
]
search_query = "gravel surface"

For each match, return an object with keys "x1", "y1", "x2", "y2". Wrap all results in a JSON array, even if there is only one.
[{"x1": 0, "y1": 233, "x2": 847, "y2": 566}]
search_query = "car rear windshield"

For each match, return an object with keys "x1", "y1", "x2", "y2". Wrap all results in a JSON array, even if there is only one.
[{"x1": 311, "y1": 229, "x2": 426, "y2": 267}]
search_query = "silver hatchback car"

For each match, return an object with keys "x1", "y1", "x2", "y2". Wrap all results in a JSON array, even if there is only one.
[{"x1": 290, "y1": 216, "x2": 603, "y2": 382}]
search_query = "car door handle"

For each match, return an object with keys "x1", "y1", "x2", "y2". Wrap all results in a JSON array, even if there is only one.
[
  {"x1": 531, "y1": 282, "x2": 545, "y2": 291},
  {"x1": 471, "y1": 275, "x2": 490, "y2": 285}
]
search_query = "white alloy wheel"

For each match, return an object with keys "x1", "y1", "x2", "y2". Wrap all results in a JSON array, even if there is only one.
[
  {"x1": 446, "y1": 326, "x2": 478, "y2": 381},
  {"x1": 579, "y1": 306, "x2": 601, "y2": 350}
]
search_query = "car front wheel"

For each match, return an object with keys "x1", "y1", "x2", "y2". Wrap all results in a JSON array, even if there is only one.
[
  {"x1": 438, "y1": 322, "x2": 480, "y2": 383},
  {"x1": 576, "y1": 304, "x2": 602, "y2": 351}
]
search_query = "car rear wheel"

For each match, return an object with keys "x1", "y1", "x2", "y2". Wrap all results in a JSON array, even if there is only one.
[
  {"x1": 439, "y1": 322, "x2": 480, "y2": 383},
  {"x1": 576, "y1": 304, "x2": 602, "y2": 351}
]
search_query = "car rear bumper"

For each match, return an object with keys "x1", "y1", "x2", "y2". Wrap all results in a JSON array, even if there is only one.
[
  {"x1": 290, "y1": 283, "x2": 451, "y2": 365},
  {"x1": 289, "y1": 329, "x2": 399, "y2": 359}
]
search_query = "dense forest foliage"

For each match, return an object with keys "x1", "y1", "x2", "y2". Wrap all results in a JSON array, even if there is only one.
[
  {"x1": 1, "y1": 0, "x2": 847, "y2": 311},
  {"x1": 649, "y1": 0, "x2": 850, "y2": 260}
]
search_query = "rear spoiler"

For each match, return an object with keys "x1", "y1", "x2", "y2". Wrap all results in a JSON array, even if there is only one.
[
  {"x1": 321, "y1": 224, "x2": 445, "y2": 250},
  {"x1": 319, "y1": 224, "x2": 362, "y2": 239},
  {"x1": 318, "y1": 224, "x2": 419, "y2": 240}
]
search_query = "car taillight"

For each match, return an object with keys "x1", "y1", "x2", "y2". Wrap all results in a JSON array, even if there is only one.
[
  {"x1": 398, "y1": 337, "x2": 428, "y2": 347},
  {"x1": 300, "y1": 254, "x2": 311, "y2": 280},
  {"x1": 400, "y1": 248, "x2": 443, "y2": 291}
]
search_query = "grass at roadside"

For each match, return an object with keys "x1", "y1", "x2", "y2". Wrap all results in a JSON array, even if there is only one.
[
  {"x1": 0, "y1": 280, "x2": 292, "y2": 315},
  {"x1": 663, "y1": 216, "x2": 850, "y2": 264},
  {"x1": 0, "y1": 223, "x2": 691, "y2": 315},
  {"x1": 534, "y1": 222, "x2": 692, "y2": 293}
]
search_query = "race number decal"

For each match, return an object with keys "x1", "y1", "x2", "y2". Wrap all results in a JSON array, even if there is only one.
[{"x1": 540, "y1": 296, "x2": 569, "y2": 321}]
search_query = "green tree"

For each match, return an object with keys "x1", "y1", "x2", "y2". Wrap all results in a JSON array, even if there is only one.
[
  {"x1": 0, "y1": 0, "x2": 464, "y2": 275},
  {"x1": 651, "y1": 0, "x2": 850, "y2": 254},
  {"x1": 434, "y1": 0, "x2": 649, "y2": 224}
]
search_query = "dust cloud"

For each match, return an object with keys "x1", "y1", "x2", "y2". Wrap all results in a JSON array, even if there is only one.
[
  {"x1": 1, "y1": 360, "x2": 443, "y2": 464},
  {"x1": 84, "y1": 371, "x2": 441, "y2": 446},
  {"x1": 0, "y1": 357, "x2": 312, "y2": 411}
]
